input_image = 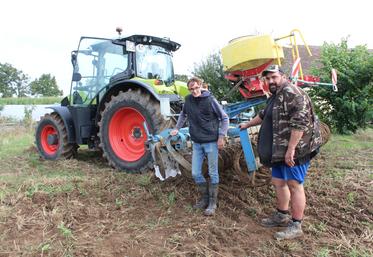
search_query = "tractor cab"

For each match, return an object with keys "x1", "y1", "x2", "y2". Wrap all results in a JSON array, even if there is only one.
[{"x1": 70, "y1": 35, "x2": 181, "y2": 106}]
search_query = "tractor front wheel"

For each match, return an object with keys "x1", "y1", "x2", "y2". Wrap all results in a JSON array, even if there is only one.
[{"x1": 35, "y1": 112, "x2": 77, "y2": 160}]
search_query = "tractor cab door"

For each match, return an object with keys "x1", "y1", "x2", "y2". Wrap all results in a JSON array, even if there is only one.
[
  {"x1": 70, "y1": 37, "x2": 129, "y2": 106},
  {"x1": 69, "y1": 37, "x2": 129, "y2": 144}
]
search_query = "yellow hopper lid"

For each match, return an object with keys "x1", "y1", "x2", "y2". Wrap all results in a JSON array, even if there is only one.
[{"x1": 221, "y1": 34, "x2": 284, "y2": 72}]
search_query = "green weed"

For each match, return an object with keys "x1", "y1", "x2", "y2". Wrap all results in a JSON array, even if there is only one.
[
  {"x1": 115, "y1": 198, "x2": 123, "y2": 209},
  {"x1": 308, "y1": 222, "x2": 327, "y2": 235},
  {"x1": 184, "y1": 204, "x2": 194, "y2": 213},
  {"x1": 326, "y1": 168, "x2": 346, "y2": 180},
  {"x1": 167, "y1": 192, "x2": 176, "y2": 206},
  {"x1": 136, "y1": 174, "x2": 152, "y2": 186},
  {"x1": 347, "y1": 247, "x2": 372, "y2": 257},
  {"x1": 245, "y1": 207, "x2": 257, "y2": 218},
  {"x1": 316, "y1": 247, "x2": 330, "y2": 257},
  {"x1": 25, "y1": 182, "x2": 75, "y2": 197},
  {"x1": 346, "y1": 191, "x2": 357, "y2": 204},
  {"x1": 58, "y1": 222, "x2": 72, "y2": 238},
  {"x1": 168, "y1": 233, "x2": 182, "y2": 246},
  {"x1": 0, "y1": 190, "x2": 5, "y2": 201},
  {"x1": 39, "y1": 242, "x2": 51, "y2": 252}
]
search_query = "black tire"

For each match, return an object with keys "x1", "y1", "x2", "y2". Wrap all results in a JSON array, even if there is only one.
[
  {"x1": 98, "y1": 89, "x2": 170, "y2": 173},
  {"x1": 35, "y1": 112, "x2": 77, "y2": 160}
]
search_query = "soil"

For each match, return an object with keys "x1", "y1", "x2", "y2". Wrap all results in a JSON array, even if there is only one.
[{"x1": 0, "y1": 142, "x2": 372, "y2": 256}]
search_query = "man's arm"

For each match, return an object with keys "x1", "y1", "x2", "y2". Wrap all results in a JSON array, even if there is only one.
[
  {"x1": 210, "y1": 98, "x2": 229, "y2": 137},
  {"x1": 175, "y1": 109, "x2": 187, "y2": 130},
  {"x1": 284, "y1": 87, "x2": 309, "y2": 166},
  {"x1": 239, "y1": 115, "x2": 263, "y2": 129},
  {"x1": 210, "y1": 98, "x2": 229, "y2": 149},
  {"x1": 170, "y1": 109, "x2": 187, "y2": 136}
]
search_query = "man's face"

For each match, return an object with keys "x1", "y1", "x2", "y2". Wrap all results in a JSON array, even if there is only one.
[
  {"x1": 265, "y1": 72, "x2": 286, "y2": 94},
  {"x1": 188, "y1": 82, "x2": 202, "y2": 97}
]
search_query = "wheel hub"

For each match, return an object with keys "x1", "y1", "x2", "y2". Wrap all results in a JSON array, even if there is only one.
[
  {"x1": 132, "y1": 127, "x2": 143, "y2": 139},
  {"x1": 47, "y1": 134, "x2": 59, "y2": 145}
]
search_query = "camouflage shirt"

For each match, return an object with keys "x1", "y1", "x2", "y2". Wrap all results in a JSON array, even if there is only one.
[{"x1": 258, "y1": 82, "x2": 322, "y2": 164}]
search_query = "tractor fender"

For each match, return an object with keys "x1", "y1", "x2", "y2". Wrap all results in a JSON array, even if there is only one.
[
  {"x1": 46, "y1": 106, "x2": 76, "y2": 143},
  {"x1": 98, "y1": 80, "x2": 160, "y2": 118},
  {"x1": 110, "y1": 79, "x2": 160, "y2": 100}
]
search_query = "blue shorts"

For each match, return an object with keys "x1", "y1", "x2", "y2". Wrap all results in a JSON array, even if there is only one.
[{"x1": 272, "y1": 161, "x2": 310, "y2": 184}]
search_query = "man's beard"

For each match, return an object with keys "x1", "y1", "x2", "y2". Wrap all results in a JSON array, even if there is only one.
[{"x1": 269, "y1": 84, "x2": 277, "y2": 94}]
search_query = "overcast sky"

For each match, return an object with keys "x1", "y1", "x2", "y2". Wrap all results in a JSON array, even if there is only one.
[{"x1": 1, "y1": 0, "x2": 371, "y2": 95}]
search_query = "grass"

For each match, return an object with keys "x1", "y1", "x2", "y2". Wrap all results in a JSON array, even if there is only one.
[
  {"x1": 0, "y1": 128, "x2": 33, "y2": 159},
  {"x1": 0, "y1": 96, "x2": 63, "y2": 105},
  {"x1": 25, "y1": 181, "x2": 76, "y2": 197},
  {"x1": 323, "y1": 128, "x2": 373, "y2": 152}
]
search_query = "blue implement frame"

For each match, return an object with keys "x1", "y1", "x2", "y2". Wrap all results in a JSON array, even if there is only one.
[{"x1": 227, "y1": 127, "x2": 257, "y2": 173}]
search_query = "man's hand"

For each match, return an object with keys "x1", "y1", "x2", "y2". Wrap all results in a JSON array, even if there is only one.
[
  {"x1": 170, "y1": 129, "x2": 179, "y2": 136},
  {"x1": 285, "y1": 147, "x2": 295, "y2": 167},
  {"x1": 218, "y1": 137, "x2": 225, "y2": 149},
  {"x1": 286, "y1": 129, "x2": 303, "y2": 167},
  {"x1": 239, "y1": 122, "x2": 249, "y2": 130}
]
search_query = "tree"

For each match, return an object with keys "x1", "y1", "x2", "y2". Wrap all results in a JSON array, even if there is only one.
[
  {"x1": 192, "y1": 52, "x2": 241, "y2": 102},
  {"x1": 310, "y1": 39, "x2": 373, "y2": 134},
  {"x1": 174, "y1": 74, "x2": 189, "y2": 83},
  {"x1": 0, "y1": 63, "x2": 30, "y2": 97},
  {"x1": 30, "y1": 74, "x2": 62, "y2": 96}
]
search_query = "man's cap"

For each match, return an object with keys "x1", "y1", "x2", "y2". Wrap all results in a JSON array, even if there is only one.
[{"x1": 261, "y1": 64, "x2": 284, "y2": 77}]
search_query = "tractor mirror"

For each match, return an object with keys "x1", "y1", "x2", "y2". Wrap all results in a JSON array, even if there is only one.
[
  {"x1": 71, "y1": 51, "x2": 77, "y2": 66},
  {"x1": 72, "y1": 72, "x2": 82, "y2": 82}
]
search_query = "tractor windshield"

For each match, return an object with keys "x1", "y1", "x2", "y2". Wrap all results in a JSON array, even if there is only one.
[
  {"x1": 135, "y1": 44, "x2": 174, "y2": 85},
  {"x1": 71, "y1": 37, "x2": 128, "y2": 105}
]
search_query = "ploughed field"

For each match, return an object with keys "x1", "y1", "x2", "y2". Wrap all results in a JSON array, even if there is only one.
[{"x1": 0, "y1": 125, "x2": 372, "y2": 256}]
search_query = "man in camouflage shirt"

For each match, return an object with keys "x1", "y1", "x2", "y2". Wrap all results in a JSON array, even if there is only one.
[{"x1": 240, "y1": 65, "x2": 321, "y2": 240}]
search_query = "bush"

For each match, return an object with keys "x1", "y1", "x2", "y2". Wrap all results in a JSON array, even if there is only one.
[
  {"x1": 23, "y1": 105, "x2": 35, "y2": 129},
  {"x1": 192, "y1": 52, "x2": 241, "y2": 102},
  {"x1": 310, "y1": 39, "x2": 373, "y2": 134}
]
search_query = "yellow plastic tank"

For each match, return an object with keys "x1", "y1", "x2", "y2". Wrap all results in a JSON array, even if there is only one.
[{"x1": 221, "y1": 34, "x2": 284, "y2": 72}]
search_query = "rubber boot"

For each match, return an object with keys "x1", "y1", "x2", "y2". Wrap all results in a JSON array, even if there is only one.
[
  {"x1": 204, "y1": 183, "x2": 218, "y2": 216},
  {"x1": 193, "y1": 183, "x2": 209, "y2": 209}
]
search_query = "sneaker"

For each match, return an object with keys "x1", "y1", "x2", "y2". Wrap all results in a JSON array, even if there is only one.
[
  {"x1": 274, "y1": 221, "x2": 303, "y2": 240},
  {"x1": 261, "y1": 211, "x2": 290, "y2": 227}
]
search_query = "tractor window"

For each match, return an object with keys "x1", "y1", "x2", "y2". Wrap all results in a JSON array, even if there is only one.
[
  {"x1": 136, "y1": 45, "x2": 174, "y2": 85},
  {"x1": 71, "y1": 38, "x2": 128, "y2": 105}
]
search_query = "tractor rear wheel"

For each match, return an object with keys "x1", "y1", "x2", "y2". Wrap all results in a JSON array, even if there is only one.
[
  {"x1": 98, "y1": 89, "x2": 169, "y2": 173},
  {"x1": 35, "y1": 112, "x2": 77, "y2": 160}
]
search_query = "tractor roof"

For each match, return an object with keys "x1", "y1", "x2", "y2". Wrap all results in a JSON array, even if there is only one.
[{"x1": 114, "y1": 35, "x2": 181, "y2": 52}]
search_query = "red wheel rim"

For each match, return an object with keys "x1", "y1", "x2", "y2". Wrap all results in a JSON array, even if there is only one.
[
  {"x1": 109, "y1": 107, "x2": 148, "y2": 162},
  {"x1": 40, "y1": 125, "x2": 59, "y2": 155}
]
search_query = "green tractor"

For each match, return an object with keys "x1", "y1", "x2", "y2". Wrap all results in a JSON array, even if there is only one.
[{"x1": 35, "y1": 34, "x2": 189, "y2": 172}]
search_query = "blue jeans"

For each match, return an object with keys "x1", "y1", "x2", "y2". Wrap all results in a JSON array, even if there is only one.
[{"x1": 192, "y1": 141, "x2": 219, "y2": 184}]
